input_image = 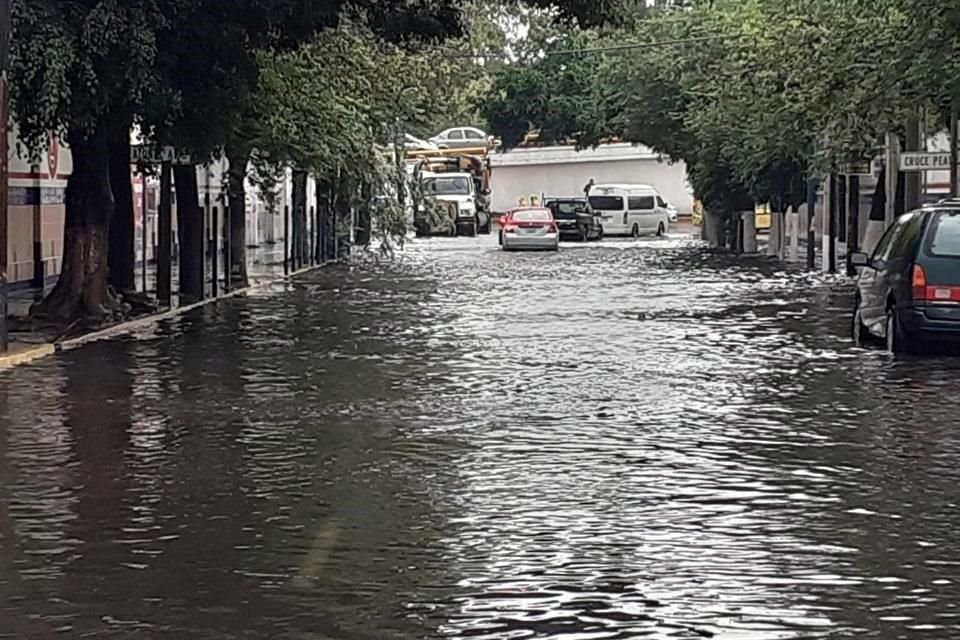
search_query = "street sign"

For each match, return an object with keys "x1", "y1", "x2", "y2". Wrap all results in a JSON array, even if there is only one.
[
  {"x1": 130, "y1": 144, "x2": 192, "y2": 165},
  {"x1": 839, "y1": 160, "x2": 873, "y2": 176},
  {"x1": 899, "y1": 151, "x2": 952, "y2": 172}
]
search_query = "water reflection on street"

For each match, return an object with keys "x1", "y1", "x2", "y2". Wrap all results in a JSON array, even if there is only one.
[{"x1": 3, "y1": 233, "x2": 960, "y2": 639}]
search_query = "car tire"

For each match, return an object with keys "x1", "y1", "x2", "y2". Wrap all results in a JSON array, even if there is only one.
[
  {"x1": 852, "y1": 299, "x2": 868, "y2": 346},
  {"x1": 656, "y1": 221, "x2": 666, "y2": 237},
  {"x1": 885, "y1": 306, "x2": 910, "y2": 354},
  {"x1": 631, "y1": 224, "x2": 640, "y2": 238}
]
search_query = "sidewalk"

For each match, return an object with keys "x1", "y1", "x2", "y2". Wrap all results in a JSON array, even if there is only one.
[{"x1": 1, "y1": 244, "x2": 317, "y2": 370}]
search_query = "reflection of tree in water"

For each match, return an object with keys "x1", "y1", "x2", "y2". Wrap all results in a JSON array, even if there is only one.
[
  {"x1": 0, "y1": 360, "x2": 82, "y2": 636},
  {"x1": 56, "y1": 343, "x2": 137, "y2": 636},
  {"x1": 211, "y1": 286, "x2": 459, "y2": 637}
]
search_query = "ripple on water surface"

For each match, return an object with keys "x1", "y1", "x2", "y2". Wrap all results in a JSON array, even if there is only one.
[{"x1": 3, "y1": 235, "x2": 960, "y2": 639}]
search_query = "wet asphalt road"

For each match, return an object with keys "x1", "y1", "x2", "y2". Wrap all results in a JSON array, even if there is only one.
[{"x1": 3, "y1": 232, "x2": 960, "y2": 639}]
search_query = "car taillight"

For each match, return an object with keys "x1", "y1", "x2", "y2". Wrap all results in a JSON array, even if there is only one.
[
  {"x1": 546, "y1": 222, "x2": 557, "y2": 232},
  {"x1": 912, "y1": 265, "x2": 928, "y2": 301}
]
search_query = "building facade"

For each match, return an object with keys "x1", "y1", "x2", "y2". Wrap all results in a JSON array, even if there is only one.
[{"x1": 4, "y1": 130, "x2": 293, "y2": 289}]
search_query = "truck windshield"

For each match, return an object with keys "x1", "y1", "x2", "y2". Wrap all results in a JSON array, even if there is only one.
[{"x1": 424, "y1": 177, "x2": 471, "y2": 196}]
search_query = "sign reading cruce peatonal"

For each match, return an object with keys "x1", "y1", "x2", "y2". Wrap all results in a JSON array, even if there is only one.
[
  {"x1": 898, "y1": 152, "x2": 953, "y2": 172},
  {"x1": 130, "y1": 144, "x2": 193, "y2": 166}
]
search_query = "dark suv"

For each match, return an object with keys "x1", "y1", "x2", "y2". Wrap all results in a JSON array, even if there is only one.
[
  {"x1": 851, "y1": 204, "x2": 960, "y2": 352},
  {"x1": 543, "y1": 197, "x2": 603, "y2": 241}
]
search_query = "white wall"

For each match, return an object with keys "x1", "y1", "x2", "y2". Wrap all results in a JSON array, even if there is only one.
[
  {"x1": 491, "y1": 158, "x2": 694, "y2": 213},
  {"x1": 489, "y1": 144, "x2": 694, "y2": 213}
]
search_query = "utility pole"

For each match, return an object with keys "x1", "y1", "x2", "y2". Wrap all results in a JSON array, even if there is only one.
[
  {"x1": 951, "y1": 99, "x2": 958, "y2": 198},
  {"x1": 847, "y1": 174, "x2": 860, "y2": 276},
  {"x1": 0, "y1": 0, "x2": 10, "y2": 352},
  {"x1": 157, "y1": 162, "x2": 173, "y2": 306},
  {"x1": 904, "y1": 116, "x2": 922, "y2": 210},
  {"x1": 806, "y1": 174, "x2": 818, "y2": 271},
  {"x1": 823, "y1": 173, "x2": 836, "y2": 273},
  {"x1": 884, "y1": 132, "x2": 899, "y2": 227}
]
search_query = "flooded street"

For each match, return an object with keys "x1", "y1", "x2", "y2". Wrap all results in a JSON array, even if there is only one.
[{"x1": 4, "y1": 233, "x2": 960, "y2": 639}]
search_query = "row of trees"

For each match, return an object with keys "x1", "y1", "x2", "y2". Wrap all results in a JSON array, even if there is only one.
[
  {"x1": 480, "y1": 0, "x2": 960, "y2": 244},
  {"x1": 10, "y1": 0, "x2": 608, "y2": 324}
]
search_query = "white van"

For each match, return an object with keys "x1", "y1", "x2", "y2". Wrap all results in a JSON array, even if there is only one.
[{"x1": 587, "y1": 183, "x2": 671, "y2": 237}]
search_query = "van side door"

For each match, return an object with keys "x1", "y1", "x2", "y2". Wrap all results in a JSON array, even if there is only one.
[{"x1": 628, "y1": 194, "x2": 656, "y2": 233}]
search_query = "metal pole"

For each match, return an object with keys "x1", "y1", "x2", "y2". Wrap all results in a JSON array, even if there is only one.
[
  {"x1": 199, "y1": 190, "x2": 207, "y2": 302},
  {"x1": 0, "y1": 0, "x2": 11, "y2": 352},
  {"x1": 141, "y1": 170, "x2": 148, "y2": 293},
  {"x1": 847, "y1": 175, "x2": 860, "y2": 276},
  {"x1": 885, "y1": 132, "x2": 899, "y2": 227},
  {"x1": 211, "y1": 205, "x2": 219, "y2": 298},
  {"x1": 314, "y1": 198, "x2": 321, "y2": 264},
  {"x1": 224, "y1": 204, "x2": 231, "y2": 293},
  {"x1": 806, "y1": 175, "x2": 817, "y2": 271},
  {"x1": 951, "y1": 99, "x2": 958, "y2": 198},
  {"x1": 283, "y1": 205, "x2": 290, "y2": 275},
  {"x1": 157, "y1": 162, "x2": 173, "y2": 306},
  {"x1": 905, "y1": 117, "x2": 922, "y2": 211},
  {"x1": 824, "y1": 173, "x2": 837, "y2": 273}
]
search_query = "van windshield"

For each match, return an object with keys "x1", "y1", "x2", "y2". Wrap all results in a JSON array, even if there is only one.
[
  {"x1": 589, "y1": 196, "x2": 624, "y2": 211},
  {"x1": 925, "y1": 212, "x2": 960, "y2": 258}
]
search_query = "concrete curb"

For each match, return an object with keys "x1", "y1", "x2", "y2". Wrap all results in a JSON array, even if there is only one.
[
  {"x1": 0, "y1": 344, "x2": 57, "y2": 371},
  {"x1": 2, "y1": 263, "x2": 328, "y2": 368}
]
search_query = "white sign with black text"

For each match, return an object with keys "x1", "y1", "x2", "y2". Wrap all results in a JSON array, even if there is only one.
[{"x1": 899, "y1": 152, "x2": 952, "y2": 172}]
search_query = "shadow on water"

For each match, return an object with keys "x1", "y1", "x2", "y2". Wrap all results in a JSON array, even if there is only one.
[{"x1": 3, "y1": 235, "x2": 960, "y2": 638}]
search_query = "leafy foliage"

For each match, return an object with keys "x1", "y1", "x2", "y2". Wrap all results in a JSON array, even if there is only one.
[{"x1": 479, "y1": 0, "x2": 960, "y2": 214}]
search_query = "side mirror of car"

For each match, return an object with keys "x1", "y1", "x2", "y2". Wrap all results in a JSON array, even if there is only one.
[{"x1": 850, "y1": 252, "x2": 870, "y2": 267}]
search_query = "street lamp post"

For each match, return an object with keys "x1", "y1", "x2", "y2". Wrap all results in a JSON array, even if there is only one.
[{"x1": 0, "y1": 0, "x2": 11, "y2": 352}]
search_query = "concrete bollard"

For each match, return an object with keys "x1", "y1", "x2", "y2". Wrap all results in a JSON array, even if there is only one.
[
  {"x1": 787, "y1": 208, "x2": 801, "y2": 262},
  {"x1": 741, "y1": 210, "x2": 758, "y2": 253},
  {"x1": 767, "y1": 210, "x2": 783, "y2": 258},
  {"x1": 703, "y1": 210, "x2": 723, "y2": 248}
]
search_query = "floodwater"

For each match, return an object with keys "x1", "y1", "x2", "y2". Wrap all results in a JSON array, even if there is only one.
[{"x1": 3, "y1": 233, "x2": 960, "y2": 639}]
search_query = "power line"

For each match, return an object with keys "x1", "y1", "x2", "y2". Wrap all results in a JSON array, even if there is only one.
[{"x1": 440, "y1": 33, "x2": 727, "y2": 61}]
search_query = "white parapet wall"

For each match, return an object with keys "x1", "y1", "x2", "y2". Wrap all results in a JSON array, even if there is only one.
[{"x1": 489, "y1": 143, "x2": 695, "y2": 214}]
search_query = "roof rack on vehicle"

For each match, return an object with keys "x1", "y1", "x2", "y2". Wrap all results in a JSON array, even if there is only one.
[{"x1": 922, "y1": 198, "x2": 960, "y2": 208}]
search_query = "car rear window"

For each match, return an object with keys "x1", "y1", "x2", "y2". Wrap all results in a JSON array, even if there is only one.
[
  {"x1": 926, "y1": 212, "x2": 960, "y2": 257},
  {"x1": 589, "y1": 196, "x2": 624, "y2": 211},
  {"x1": 513, "y1": 209, "x2": 552, "y2": 221}
]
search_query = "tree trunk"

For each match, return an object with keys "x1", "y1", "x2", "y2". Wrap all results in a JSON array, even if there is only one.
[
  {"x1": 226, "y1": 142, "x2": 251, "y2": 287},
  {"x1": 107, "y1": 118, "x2": 135, "y2": 294},
  {"x1": 333, "y1": 173, "x2": 354, "y2": 258},
  {"x1": 292, "y1": 169, "x2": 308, "y2": 269},
  {"x1": 174, "y1": 165, "x2": 203, "y2": 303},
  {"x1": 32, "y1": 121, "x2": 125, "y2": 324},
  {"x1": 316, "y1": 176, "x2": 333, "y2": 262}
]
